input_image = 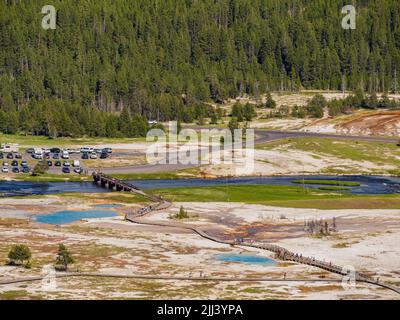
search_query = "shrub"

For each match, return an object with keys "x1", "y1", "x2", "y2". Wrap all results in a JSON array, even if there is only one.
[{"x1": 8, "y1": 245, "x2": 32, "y2": 267}]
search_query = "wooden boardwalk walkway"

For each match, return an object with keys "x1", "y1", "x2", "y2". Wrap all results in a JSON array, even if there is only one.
[
  {"x1": 3, "y1": 173, "x2": 398, "y2": 295},
  {"x1": 92, "y1": 171, "x2": 162, "y2": 202},
  {"x1": 0, "y1": 273, "x2": 351, "y2": 286},
  {"x1": 123, "y1": 181, "x2": 400, "y2": 295}
]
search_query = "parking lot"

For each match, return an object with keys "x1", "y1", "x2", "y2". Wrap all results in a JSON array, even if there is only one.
[{"x1": 1, "y1": 146, "x2": 112, "y2": 176}]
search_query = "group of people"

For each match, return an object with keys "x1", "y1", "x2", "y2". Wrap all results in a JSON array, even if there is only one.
[
  {"x1": 252, "y1": 243, "x2": 339, "y2": 271},
  {"x1": 134, "y1": 204, "x2": 157, "y2": 217}
]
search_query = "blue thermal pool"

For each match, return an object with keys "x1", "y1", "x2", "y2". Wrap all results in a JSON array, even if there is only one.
[
  {"x1": 35, "y1": 209, "x2": 118, "y2": 225},
  {"x1": 216, "y1": 253, "x2": 277, "y2": 266}
]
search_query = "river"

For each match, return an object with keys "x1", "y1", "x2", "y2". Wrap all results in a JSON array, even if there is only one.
[{"x1": 1, "y1": 175, "x2": 400, "y2": 197}]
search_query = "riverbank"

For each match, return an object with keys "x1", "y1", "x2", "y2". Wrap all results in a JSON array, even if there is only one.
[{"x1": 2, "y1": 170, "x2": 399, "y2": 183}]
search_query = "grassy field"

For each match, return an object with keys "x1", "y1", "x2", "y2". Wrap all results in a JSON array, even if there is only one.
[
  {"x1": 317, "y1": 186, "x2": 351, "y2": 191},
  {"x1": 112, "y1": 172, "x2": 186, "y2": 180},
  {"x1": 257, "y1": 137, "x2": 400, "y2": 175},
  {"x1": 1, "y1": 167, "x2": 201, "y2": 183},
  {"x1": 153, "y1": 185, "x2": 400, "y2": 209},
  {"x1": 292, "y1": 180, "x2": 361, "y2": 186},
  {"x1": 0, "y1": 133, "x2": 146, "y2": 148},
  {"x1": 11, "y1": 192, "x2": 150, "y2": 204},
  {"x1": 5, "y1": 173, "x2": 91, "y2": 182},
  {"x1": 68, "y1": 192, "x2": 150, "y2": 204},
  {"x1": 112, "y1": 169, "x2": 200, "y2": 180}
]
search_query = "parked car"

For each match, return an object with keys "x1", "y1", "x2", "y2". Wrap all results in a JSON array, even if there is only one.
[
  {"x1": 104, "y1": 148, "x2": 113, "y2": 154},
  {"x1": 62, "y1": 167, "x2": 70, "y2": 174},
  {"x1": 50, "y1": 148, "x2": 61, "y2": 154},
  {"x1": 55, "y1": 161, "x2": 62, "y2": 167},
  {"x1": 74, "y1": 167, "x2": 82, "y2": 174},
  {"x1": 47, "y1": 160, "x2": 53, "y2": 166},
  {"x1": 94, "y1": 148, "x2": 103, "y2": 153},
  {"x1": 14, "y1": 153, "x2": 22, "y2": 159},
  {"x1": 63, "y1": 161, "x2": 70, "y2": 167},
  {"x1": 73, "y1": 160, "x2": 80, "y2": 167},
  {"x1": 80, "y1": 147, "x2": 91, "y2": 153},
  {"x1": 100, "y1": 152, "x2": 108, "y2": 159},
  {"x1": 12, "y1": 167, "x2": 19, "y2": 173},
  {"x1": 21, "y1": 160, "x2": 28, "y2": 167},
  {"x1": 2, "y1": 167, "x2": 8, "y2": 173},
  {"x1": 6, "y1": 153, "x2": 13, "y2": 159},
  {"x1": 33, "y1": 148, "x2": 43, "y2": 159},
  {"x1": 26, "y1": 148, "x2": 35, "y2": 154},
  {"x1": 90, "y1": 152, "x2": 97, "y2": 159},
  {"x1": 0, "y1": 153, "x2": 3, "y2": 159},
  {"x1": 62, "y1": 151, "x2": 69, "y2": 159},
  {"x1": 21, "y1": 166, "x2": 30, "y2": 173},
  {"x1": 2, "y1": 162, "x2": 9, "y2": 167},
  {"x1": 53, "y1": 153, "x2": 60, "y2": 159},
  {"x1": 81, "y1": 152, "x2": 89, "y2": 160},
  {"x1": 11, "y1": 160, "x2": 18, "y2": 167}
]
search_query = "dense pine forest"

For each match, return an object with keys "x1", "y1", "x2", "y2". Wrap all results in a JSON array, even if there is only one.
[{"x1": 1, "y1": 0, "x2": 400, "y2": 137}]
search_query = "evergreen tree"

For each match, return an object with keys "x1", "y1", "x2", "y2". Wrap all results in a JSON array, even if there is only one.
[
  {"x1": 55, "y1": 244, "x2": 74, "y2": 271},
  {"x1": 0, "y1": 0, "x2": 399, "y2": 137},
  {"x1": 228, "y1": 117, "x2": 239, "y2": 135},
  {"x1": 265, "y1": 92, "x2": 276, "y2": 109}
]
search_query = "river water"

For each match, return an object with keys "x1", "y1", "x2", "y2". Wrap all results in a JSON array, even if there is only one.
[{"x1": 0, "y1": 175, "x2": 399, "y2": 197}]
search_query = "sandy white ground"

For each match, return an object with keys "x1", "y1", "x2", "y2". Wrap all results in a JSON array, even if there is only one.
[
  {"x1": 199, "y1": 147, "x2": 396, "y2": 177},
  {"x1": 0, "y1": 198, "x2": 399, "y2": 299}
]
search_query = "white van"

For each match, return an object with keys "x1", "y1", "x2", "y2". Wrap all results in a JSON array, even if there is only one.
[
  {"x1": 0, "y1": 143, "x2": 19, "y2": 153},
  {"x1": 73, "y1": 160, "x2": 80, "y2": 167},
  {"x1": 33, "y1": 148, "x2": 43, "y2": 159},
  {"x1": 62, "y1": 150, "x2": 69, "y2": 159}
]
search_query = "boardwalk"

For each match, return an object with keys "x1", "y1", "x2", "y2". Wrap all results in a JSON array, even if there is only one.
[
  {"x1": 0, "y1": 272, "x2": 352, "y2": 286},
  {"x1": 123, "y1": 178, "x2": 400, "y2": 295},
  {"x1": 92, "y1": 171, "x2": 161, "y2": 202}
]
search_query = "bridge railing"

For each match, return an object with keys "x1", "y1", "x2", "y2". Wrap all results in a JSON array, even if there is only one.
[{"x1": 92, "y1": 172, "x2": 164, "y2": 202}]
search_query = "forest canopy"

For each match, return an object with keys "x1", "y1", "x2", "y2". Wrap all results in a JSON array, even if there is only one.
[{"x1": 0, "y1": 0, "x2": 400, "y2": 137}]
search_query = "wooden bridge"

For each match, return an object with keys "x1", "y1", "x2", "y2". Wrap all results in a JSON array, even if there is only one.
[{"x1": 92, "y1": 171, "x2": 161, "y2": 202}]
